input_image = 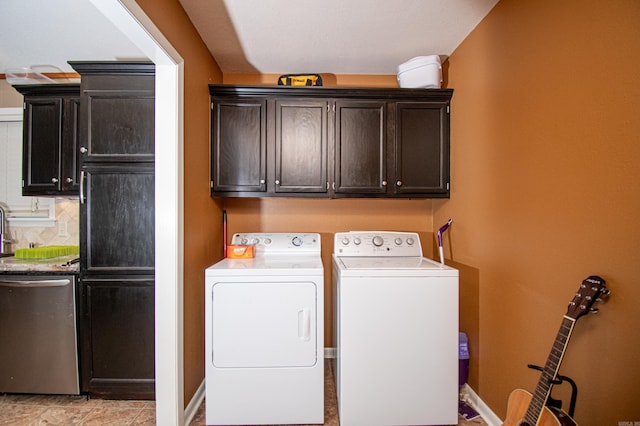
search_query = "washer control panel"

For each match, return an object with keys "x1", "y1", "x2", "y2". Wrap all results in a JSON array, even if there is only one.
[
  {"x1": 231, "y1": 233, "x2": 321, "y2": 254},
  {"x1": 334, "y1": 231, "x2": 423, "y2": 257}
]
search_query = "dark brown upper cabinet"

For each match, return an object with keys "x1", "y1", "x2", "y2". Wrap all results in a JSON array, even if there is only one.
[
  {"x1": 211, "y1": 97, "x2": 267, "y2": 193},
  {"x1": 333, "y1": 99, "x2": 386, "y2": 195},
  {"x1": 209, "y1": 85, "x2": 453, "y2": 198},
  {"x1": 274, "y1": 98, "x2": 328, "y2": 194},
  {"x1": 393, "y1": 101, "x2": 451, "y2": 196},
  {"x1": 70, "y1": 61, "x2": 155, "y2": 164},
  {"x1": 15, "y1": 84, "x2": 80, "y2": 196}
]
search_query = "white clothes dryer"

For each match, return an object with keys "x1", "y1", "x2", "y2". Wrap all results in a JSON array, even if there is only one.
[
  {"x1": 205, "y1": 233, "x2": 324, "y2": 425},
  {"x1": 332, "y1": 231, "x2": 459, "y2": 426}
]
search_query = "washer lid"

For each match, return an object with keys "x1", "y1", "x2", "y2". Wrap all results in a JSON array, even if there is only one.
[
  {"x1": 334, "y1": 255, "x2": 458, "y2": 277},
  {"x1": 337, "y1": 256, "x2": 443, "y2": 270}
]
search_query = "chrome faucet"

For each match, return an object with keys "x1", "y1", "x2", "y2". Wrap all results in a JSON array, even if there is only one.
[{"x1": 0, "y1": 204, "x2": 12, "y2": 254}]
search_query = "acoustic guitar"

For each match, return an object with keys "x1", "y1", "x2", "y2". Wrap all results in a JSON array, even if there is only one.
[{"x1": 502, "y1": 275, "x2": 609, "y2": 426}]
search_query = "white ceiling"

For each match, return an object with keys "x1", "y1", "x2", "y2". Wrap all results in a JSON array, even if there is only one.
[
  {"x1": 0, "y1": 0, "x2": 146, "y2": 76},
  {"x1": 179, "y1": 0, "x2": 499, "y2": 74},
  {"x1": 1, "y1": 0, "x2": 498, "y2": 78}
]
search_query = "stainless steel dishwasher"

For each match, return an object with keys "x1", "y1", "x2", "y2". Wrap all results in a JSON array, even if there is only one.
[{"x1": 0, "y1": 274, "x2": 80, "y2": 394}]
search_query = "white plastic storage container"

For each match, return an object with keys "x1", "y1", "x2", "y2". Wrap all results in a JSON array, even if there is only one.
[{"x1": 397, "y1": 55, "x2": 442, "y2": 89}]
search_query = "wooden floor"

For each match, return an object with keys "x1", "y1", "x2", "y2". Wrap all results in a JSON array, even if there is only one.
[{"x1": 0, "y1": 360, "x2": 488, "y2": 425}]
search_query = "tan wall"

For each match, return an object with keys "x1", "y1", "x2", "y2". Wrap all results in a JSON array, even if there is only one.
[
  {"x1": 436, "y1": 0, "x2": 640, "y2": 423},
  {"x1": 0, "y1": 80, "x2": 22, "y2": 107},
  {"x1": 134, "y1": 0, "x2": 223, "y2": 407},
  {"x1": 224, "y1": 73, "x2": 398, "y2": 87}
]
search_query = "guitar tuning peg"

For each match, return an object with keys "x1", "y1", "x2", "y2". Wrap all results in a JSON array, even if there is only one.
[
  {"x1": 590, "y1": 307, "x2": 600, "y2": 314},
  {"x1": 596, "y1": 289, "x2": 611, "y2": 303}
]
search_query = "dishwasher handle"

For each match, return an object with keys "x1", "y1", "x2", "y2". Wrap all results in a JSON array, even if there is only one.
[{"x1": 0, "y1": 278, "x2": 71, "y2": 288}]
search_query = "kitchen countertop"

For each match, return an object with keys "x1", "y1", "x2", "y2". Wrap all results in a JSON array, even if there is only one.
[{"x1": 0, "y1": 254, "x2": 80, "y2": 273}]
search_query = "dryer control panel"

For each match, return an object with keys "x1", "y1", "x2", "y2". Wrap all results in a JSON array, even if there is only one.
[
  {"x1": 231, "y1": 233, "x2": 321, "y2": 255},
  {"x1": 334, "y1": 231, "x2": 423, "y2": 257}
]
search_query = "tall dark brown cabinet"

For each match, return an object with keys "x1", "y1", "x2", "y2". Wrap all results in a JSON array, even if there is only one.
[{"x1": 70, "y1": 62, "x2": 155, "y2": 400}]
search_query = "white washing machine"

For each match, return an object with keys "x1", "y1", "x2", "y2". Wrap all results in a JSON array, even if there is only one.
[
  {"x1": 205, "y1": 233, "x2": 324, "y2": 425},
  {"x1": 332, "y1": 231, "x2": 459, "y2": 426}
]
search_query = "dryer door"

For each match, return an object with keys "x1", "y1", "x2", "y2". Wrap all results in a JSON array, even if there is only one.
[{"x1": 212, "y1": 281, "x2": 317, "y2": 368}]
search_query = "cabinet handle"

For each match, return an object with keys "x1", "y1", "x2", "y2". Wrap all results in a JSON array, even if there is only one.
[
  {"x1": 260, "y1": 179, "x2": 265, "y2": 184},
  {"x1": 51, "y1": 177, "x2": 59, "y2": 183},
  {"x1": 396, "y1": 180, "x2": 403, "y2": 187},
  {"x1": 275, "y1": 180, "x2": 280, "y2": 185},
  {"x1": 0, "y1": 278, "x2": 71, "y2": 288},
  {"x1": 65, "y1": 177, "x2": 73, "y2": 183},
  {"x1": 80, "y1": 146, "x2": 87, "y2": 153},
  {"x1": 80, "y1": 170, "x2": 85, "y2": 204},
  {"x1": 382, "y1": 180, "x2": 387, "y2": 186}
]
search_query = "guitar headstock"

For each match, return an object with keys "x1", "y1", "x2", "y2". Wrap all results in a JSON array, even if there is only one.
[{"x1": 567, "y1": 275, "x2": 610, "y2": 320}]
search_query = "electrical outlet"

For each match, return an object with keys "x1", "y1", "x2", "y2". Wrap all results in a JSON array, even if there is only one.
[{"x1": 58, "y1": 221, "x2": 68, "y2": 237}]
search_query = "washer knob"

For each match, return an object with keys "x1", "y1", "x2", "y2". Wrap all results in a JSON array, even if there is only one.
[
  {"x1": 354, "y1": 238, "x2": 361, "y2": 245},
  {"x1": 406, "y1": 237, "x2": 415, "y2": 245},
  {"x1": 263, "y1": 238, "x2": 272, "y2": 245},
  {"x1": 240, "y1": 238, "x2": 248, "y2": 245},
  {"x1": 292, "y1": 236, "x2": 303, "y2": 246},
  {"x1": 372, "y1": 236, "x2": 384, "y2": 247},
  {"x1": 394, "y1": 238, "x2": 402, "y2": 245},
  {"x1": 341, "y1": 237, "x2": 350, "y2": 246},
  {"x1": 251, "y1": 238, "x2": 259, "y2": 244}
]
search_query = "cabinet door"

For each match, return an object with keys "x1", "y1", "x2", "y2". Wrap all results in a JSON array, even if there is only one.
[
  {"x1": 60, "y1": 97, "x2": 80, "y2": 194},
  {"x1": 81, "y1": 90, "x2": 155, "y2": 162},
  {"x1": 80, "y1": 163, "x2": 155, "y2": 274},
  {"x1": 22, "y1": 97, "x2": 62, "y2": 195},
  {"x1": 334, "y1": 100, "x2": 387, "y2": 194},
  {"x1": 80, "y1": 276, "x2": 155, "y2": 399},
  {"x1": 211, "y1": 98, "x2": 267, "y2": 193},
  {"x1": 275, "y1": 99, "x2": 327, "y2": 193},
  {"x1": 394, "y1": 102, "x2": 450, "y2": 196}
]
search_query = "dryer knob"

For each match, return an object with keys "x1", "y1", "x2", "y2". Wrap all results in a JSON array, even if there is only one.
[
  {"x1": 372, "y1": 236, "x2": 384, "y2": 247},
  {"x1": 353, "y1": 238, "x2": 361, "y2": 245},
  {"x1": 263, "y1": 238, "x2": 272, "y2": 245},
  {"x1": 406, "y1": 237, "x2": 415, "y2": 245},
  {"x1": 240, "y1": 238, "x2": 248, "y2": 245},
  {"x1": 292, "y1": 236, "x2": 303, "y2": 246},
  {"x1": 394, "y1": 238, "x2": 402, "y2": 245},
  {"x1": 341, "y1": 237, "x2": 350, "y2": 246}
]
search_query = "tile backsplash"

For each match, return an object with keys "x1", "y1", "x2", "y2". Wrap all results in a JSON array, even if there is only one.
[{"x1": 8, "y1": 199, "x2": 79, "y2": 249}]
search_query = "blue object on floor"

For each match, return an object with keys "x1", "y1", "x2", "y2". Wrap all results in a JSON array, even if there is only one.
[
  {"x1": 459, "y1": 332, "x2": 470, "y2": 388},
  {"x1": 459, "y1": 400, "x2": 480, "y2": 420}
]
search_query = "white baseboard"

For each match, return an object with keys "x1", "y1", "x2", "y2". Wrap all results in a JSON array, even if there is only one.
[
  {"x1": 462, "y1": 384, "x2": 503, "y2": 426},
  {"x1": 184, "y1": 380, "x2": 205, "y2": 425}
]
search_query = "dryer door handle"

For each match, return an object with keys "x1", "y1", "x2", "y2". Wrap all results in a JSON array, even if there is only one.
[{"x1": 298, "y1": 308, "x2": 311, "y2": 341}]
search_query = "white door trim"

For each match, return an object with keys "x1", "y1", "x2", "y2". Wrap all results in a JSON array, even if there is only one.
[{"x1": 89, "y1": 1, "x2": 184, "y2": 424}]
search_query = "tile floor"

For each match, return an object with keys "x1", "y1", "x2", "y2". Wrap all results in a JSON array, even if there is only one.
[
  {"x1": 0, "y1": 360, "x2": 487, "y2": 425},
  {"x1": 0, "y1": 394, "x2": 156, "y2": 425}
]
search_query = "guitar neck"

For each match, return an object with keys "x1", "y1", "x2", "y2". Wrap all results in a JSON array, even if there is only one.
[{"x1": 524, "y1": 316, "x2": 576, "y2": 425}]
